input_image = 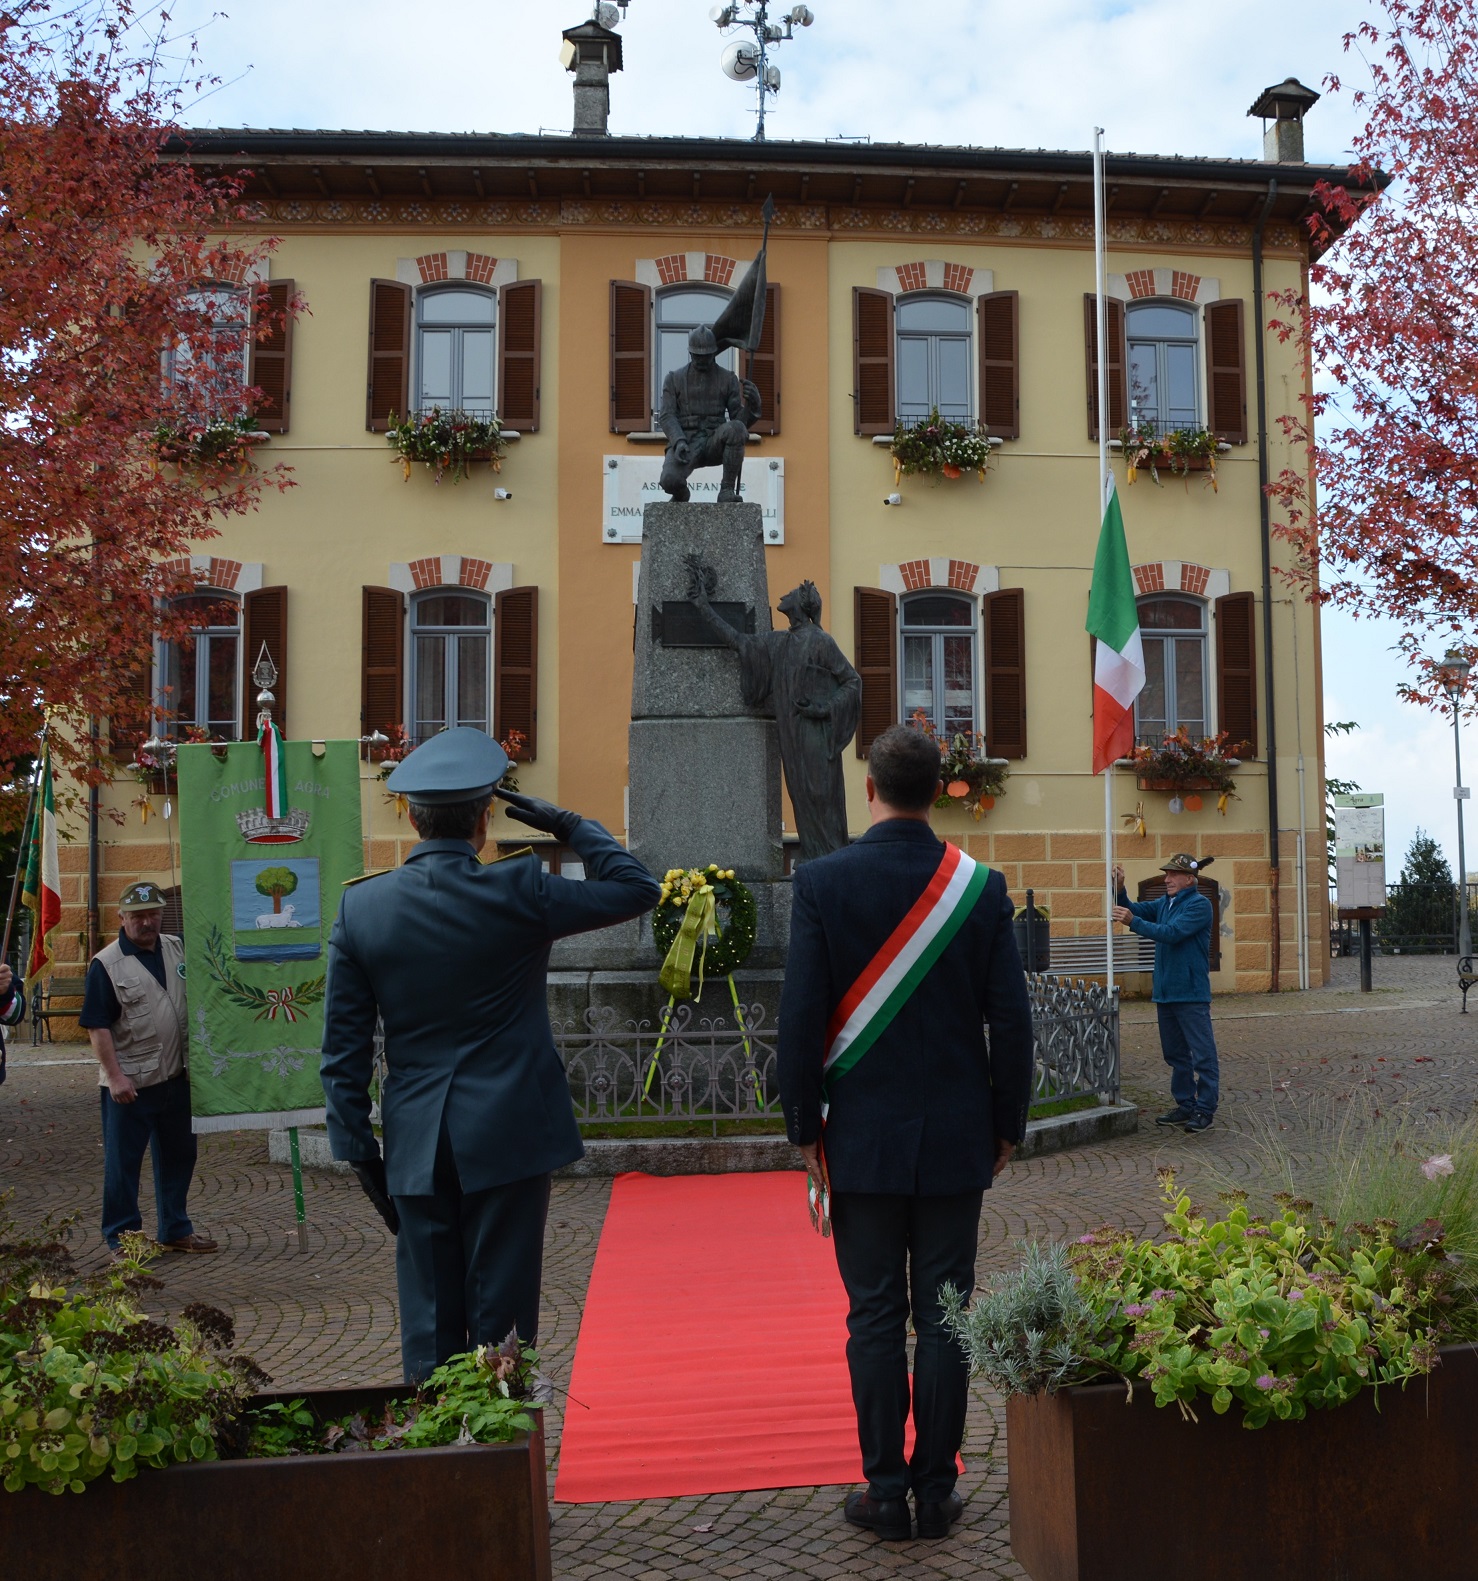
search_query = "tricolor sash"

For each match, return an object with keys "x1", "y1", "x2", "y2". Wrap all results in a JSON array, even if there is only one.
[{"x1": 822, "y1": 841, "x2": 989, "y2": 1094}]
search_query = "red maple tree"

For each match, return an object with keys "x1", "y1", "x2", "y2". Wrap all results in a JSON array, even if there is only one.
[
  {"x1": 1268, "y1": 0, "x2": 1478, "y2": 702},
  {"x1": 0, "y1": 1, "x2": 297, "y2": 805}
]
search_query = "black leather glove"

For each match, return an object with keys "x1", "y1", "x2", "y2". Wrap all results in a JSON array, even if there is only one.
[
  {"x1": 349, "y1": 1158, "x2": 400, "y2": 1235},
  {"x1": 496, "y1": 789, "x2": 581, "y2": 843}
]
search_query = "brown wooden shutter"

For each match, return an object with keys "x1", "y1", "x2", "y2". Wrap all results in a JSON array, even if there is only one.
[
  {"x1": 109, "y1": 647, "x2": 155, "y2": 761},
  {"x1": 853, "y1": 587, "x2": 897, "y2": 757},
  {"x1": 977, "y1": 290, "x2": 1019, "y2": 440},
  {"x1": 747, "y1": 282, "x2": 780, "y2": 436},
  {"x1": 494, "y1": 586, "x2": 538, "y2": 759},
  {"x1": 1205, "y1": 298, "x2": 1248, "y2": 445},
  {"x1": 361, "y1": 586, "x2": 404, "y2": 742},
  {"x1": 983, "y1": 587, "x2": 1027, "y2": 759},
  {"x1": 497, "y1": 279, "x2": 541, "y2": 432},
  {"x1": 366, "y1": 279, "x2": 411, "y2": 433},
  {"x1": 1138, "y1": 873, "x2": 1222, "y2": 972},
  {"x1": 852, "y1": 287, "x2": 895, "y2": 436},
  {"x1": 1083, "y1": 294, "x2": 1127, "y2": 440},
  {"x1": 1215, "y1": 590, "x2": 1258, "y2": 757},
  {"x1": 610, "y1": 280, "x2": 652, "y2": 433},
  {"x1": 249, "y1": 279, "x2": 294, "y2": 434},
  {"x1": 241, "y1": 586, "x2": 288, "y2": 740}
]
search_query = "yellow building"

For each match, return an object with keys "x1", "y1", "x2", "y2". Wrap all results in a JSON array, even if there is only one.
[{"x1": 67, "y1": 76, "x2": 1363, "y2": 997}]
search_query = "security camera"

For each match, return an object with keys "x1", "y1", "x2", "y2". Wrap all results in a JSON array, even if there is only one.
[
  {"x1": 494, "y1": 487, "x2": 512, "y2": 501},
  {"x1": 883, "y1": 492, "x2": 902, "y2": 507}
]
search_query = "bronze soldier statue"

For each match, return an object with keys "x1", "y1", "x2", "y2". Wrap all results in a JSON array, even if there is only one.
[
  {"x1": 658, "y1": 325, "x2": 762, "y2": 503},
  {"x1": 688, "y1": 560, "x2": 862, "y2": 863}
]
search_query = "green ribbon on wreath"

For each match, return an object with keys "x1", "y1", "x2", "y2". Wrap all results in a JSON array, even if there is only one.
[{"x1": 658, "y1": 886, "x2": 718, "y2": 1001}]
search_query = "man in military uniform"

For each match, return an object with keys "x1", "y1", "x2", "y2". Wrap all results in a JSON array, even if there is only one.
[
  {"x1": 320, "y1": 728, "x2": 661, "y2": 1382},
  {"x1": 658, "y1": 324, "x2": 762, "y2": 503},
  {"x1": 79, "y1": 881, "x2": 217, "y2": 1255}
]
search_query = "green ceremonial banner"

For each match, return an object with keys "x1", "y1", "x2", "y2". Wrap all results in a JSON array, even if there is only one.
[{"x1": 177, "y1": 739, "x2": 363, "y2": 1133}]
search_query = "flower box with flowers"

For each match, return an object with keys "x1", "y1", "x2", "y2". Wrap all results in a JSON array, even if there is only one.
[
  {"x1": 1131, "y1": 730, "x2": 1239, "y2": 813},
  {"x1": 386, "y1": 408, "x2": 506, "y2": 485},
  {"x1": 1117, "y1": 421, "x2": 1222, "y2": 491},
  {"x1": 889, "y1": 408, "x2": 994, "y2": 484},
  {"x1": 908, "y1": 713, "x2": 1009, "y2": 820},
  {"x1": 148, "y1": 414, "x2": 269, "y2": 474}
]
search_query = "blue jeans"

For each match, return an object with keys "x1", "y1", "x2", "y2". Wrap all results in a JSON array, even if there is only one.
[
  {"x1": 99, "y1": 1073, "x2": 198, "y2": 1249},
  {"x1": 1156, "y1": 1001, "x2": 1219, "y2": 1117}
]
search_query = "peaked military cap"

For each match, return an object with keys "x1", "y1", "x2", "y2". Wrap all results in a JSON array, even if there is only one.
[
  {"x1": 119, "y1": 880, "x2": 167, "y2": 912},
  {"x1": 1160, "y1": 852, "x2": 1214, "y2": 875},
  {"x1": 385, "y1": 726, "x2": 509, "y2": 805}
]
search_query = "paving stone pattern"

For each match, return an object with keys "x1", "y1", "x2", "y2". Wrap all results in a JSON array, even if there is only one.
[{"x1": 3, "y1": 954, "x2": 1472, "y2": 1579}]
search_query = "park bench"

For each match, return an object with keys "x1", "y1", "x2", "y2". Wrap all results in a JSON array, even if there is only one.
[
  {"x1": 1460, "y1": 956, "x2": 1477, "y2": 1014},
  {"x1": 30, "y1": 975, "x2": 88, "y2": 1045},
  {"x1": 1042, "y1": 933, "x2": 1156, "y2": 977}
]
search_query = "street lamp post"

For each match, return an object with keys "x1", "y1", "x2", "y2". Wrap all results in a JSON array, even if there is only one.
[{"x1": 1439, "y1": 650, "x2": 1473, "y2": 960}]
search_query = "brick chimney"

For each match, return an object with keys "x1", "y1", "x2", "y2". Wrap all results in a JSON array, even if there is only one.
[
  {"x1": 1248, "y1": 77, "x2": 1321, "y2": 163},
  {"x1": 561, "y1": 18, "x2": 625, "y2": 137}
]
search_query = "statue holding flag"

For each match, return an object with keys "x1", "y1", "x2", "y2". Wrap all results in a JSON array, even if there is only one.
[{"x1": 657, "y1": 196, "x2": 774, "y2": 504}]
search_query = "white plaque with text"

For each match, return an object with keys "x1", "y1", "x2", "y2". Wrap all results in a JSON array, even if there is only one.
[{"x1": 601, "y1": 453, "x2": 784, "y2": 545}]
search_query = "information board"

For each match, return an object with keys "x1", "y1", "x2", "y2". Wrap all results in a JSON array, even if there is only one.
[{"x1": 1334, "y1": 792, "x2": 1386, "y2": 911}]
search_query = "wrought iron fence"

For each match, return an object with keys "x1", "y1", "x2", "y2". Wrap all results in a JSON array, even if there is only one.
[
  {"x1": 553, "y1": 972, "x2": 1120, "y2": 1133},
  {"x1": 1329, "y1": 881, "x2": 1478, "y2": 956}
]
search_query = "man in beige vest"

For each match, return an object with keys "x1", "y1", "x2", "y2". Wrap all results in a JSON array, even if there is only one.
[{"x1": 79, "y1": 882, "x2": 216, "y2": 1255}]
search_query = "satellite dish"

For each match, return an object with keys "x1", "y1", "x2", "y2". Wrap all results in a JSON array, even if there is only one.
[
  {"x1": 595, "y1": 2, "x2": 621, "y2": 26},
  {"x1": 721, "y1": 39, "x2": 760, "y2": 80}
]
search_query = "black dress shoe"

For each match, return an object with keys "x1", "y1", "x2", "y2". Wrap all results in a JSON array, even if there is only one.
[
  {"x1": 844, "y1": 1490, "x2": 912, "y2": 1542},
  {"x1": 915, "y1": 1490, "x2": 964, "y2": 1539},
  {"x1": 1155, "y1": 1106, "x2": 1193, "y2": 1127}
]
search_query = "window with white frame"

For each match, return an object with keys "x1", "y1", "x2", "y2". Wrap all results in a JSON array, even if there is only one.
[
  {"x1": 410, "y1": 592, "x2": 491, "y2": 745},
  {"x1": 163, "y1": 286, "x2": 250, "y2": 401},
  {"x1": 901, "y1": 592, "x2": 977, "y2": 736},
  {"x1": 416, "y1": 287, "x2": 496, "y2": 415},
  {"x1": 655, "y1": 286, "x2": 735, "y2": 402},
  {"x1": 1134, "y1": 595, "x2": 1207, "y2": 744},
  {"x1": 1126, "y1": 301, "x2": 1199, "y2": 437},
  {"x1": 156, "y1": 592, "x2": 240, "y2": 740},
  {"x1": 896, "y1": 294, "x2": 972, "y2": 424}
]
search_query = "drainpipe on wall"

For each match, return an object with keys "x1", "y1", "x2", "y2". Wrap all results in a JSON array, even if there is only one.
[
  {"x1": 87, "y1": 717, "x2": 100, "y2": 959},
  {"x1": 1252, "y1": 179, "x2": 1280, "y2": 991}
]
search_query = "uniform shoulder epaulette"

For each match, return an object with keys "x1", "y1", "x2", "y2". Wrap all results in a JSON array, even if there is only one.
[
  {"x1": 343, "y1": 867, "x2": 393, "y2": 887},
  {"x1": 479, "y1": 845, "x2": 535, "y2": 867}
]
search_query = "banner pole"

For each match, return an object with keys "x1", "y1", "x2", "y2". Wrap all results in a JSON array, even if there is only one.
[
  {"x1": 288, "y1": 1126, "x2": 307, "y2": 1251},
  {"x1": 1094, "y1": 127, "x2": 1115, "y2": 994},
  {"x1": 1, "y1": 750, "x2": 43, "y2": 967}
]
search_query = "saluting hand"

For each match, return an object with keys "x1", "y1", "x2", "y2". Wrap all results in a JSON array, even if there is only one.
[{"x1": 496, "y1": 789, "x2": 581, "y2": 843}]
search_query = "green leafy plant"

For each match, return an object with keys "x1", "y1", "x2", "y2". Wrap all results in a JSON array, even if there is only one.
[
  {"x1": 889, "y1": 408, "x2": 993, "y2": 481},
  {"x1": 243, "y1": 1332, "x2": 542, "y2": 1458},
  {"x1": 386, "y1": 407, "x2": 504, "y2": 484},
  {"x1": 947, "y1": 1171, "x2": 1456, "y2": 1429},
  {"x1": 0, "y1": 1208, "x2": 259, "y2": 1494},
  {"x1": 1118, "y1": 420, "x2": 1220, "y2": 490}
]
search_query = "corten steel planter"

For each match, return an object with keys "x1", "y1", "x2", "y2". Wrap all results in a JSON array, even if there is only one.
[
  {"x1": 1005, "y1": 1343, "x2": 1478, "y2": 1581},
  {"x1": 0, "y1": 1385, "x2": 552, "y2": 1581},
  {"x1": 1135, "y1": 776, "x2": 1221, "y2": 793}
]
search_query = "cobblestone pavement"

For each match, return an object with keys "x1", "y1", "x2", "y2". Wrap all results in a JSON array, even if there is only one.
[{"x1": 3, "y1": 954, "x2": 1473, "y2": 1579}]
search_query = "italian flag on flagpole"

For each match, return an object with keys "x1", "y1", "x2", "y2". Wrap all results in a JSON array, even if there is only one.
[
  {"x1": 1086, "y1": 473, "x2": 1145, "y2": 774},
  {"x1": 21, "y1": 748, "x2": 60, "y2": 985}
]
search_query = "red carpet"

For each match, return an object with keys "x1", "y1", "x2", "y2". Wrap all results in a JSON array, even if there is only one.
[{"x1": 553, "y1": 1171, "x2": 864, "y2": 1502}]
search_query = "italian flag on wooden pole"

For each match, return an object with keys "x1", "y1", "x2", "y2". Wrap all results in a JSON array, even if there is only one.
[
  {"x1": 1087, "y1": 472, "x2": 1145, "y2": 774},
  {"x1": 21, "y1": 747, "x2": 60, "y2": 984}
]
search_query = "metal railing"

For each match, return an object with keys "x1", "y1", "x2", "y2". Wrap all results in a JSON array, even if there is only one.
[
  {"x1": 553, "y1": 972, "x2": 1121, "y2": 1133},
  {"x1": 1330, "y1": 881, "x2": 1478, "y2": 956}
]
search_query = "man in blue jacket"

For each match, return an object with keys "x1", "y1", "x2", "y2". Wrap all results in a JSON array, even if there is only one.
[
  {"x1": 1112, "y1": 852, "x2": 1219, "y2": 1134},
  {"x1": 320, "y1": 728, "x2": 661, "y2": 1382},
  {"x1": 779, "y1": 724, "x2": 1034, "y2": 1544}
]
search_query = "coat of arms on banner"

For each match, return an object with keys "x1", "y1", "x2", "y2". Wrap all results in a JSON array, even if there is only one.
[{"x1": 230, "y1": 857, "x2": 322, "y2": 961}]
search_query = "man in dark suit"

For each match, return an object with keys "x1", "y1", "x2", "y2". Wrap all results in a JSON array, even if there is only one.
[
  {"x1": 320, "y1": 728, "x2": 661, "y2": 1382},
  {"x1": 778, "y1": 723, "x2": 1034, "y2": 1543}
]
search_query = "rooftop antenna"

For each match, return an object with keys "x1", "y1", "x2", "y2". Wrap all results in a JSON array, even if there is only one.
[{"x1": 710, "y1": 3, "x2": 815, "y2": 142}]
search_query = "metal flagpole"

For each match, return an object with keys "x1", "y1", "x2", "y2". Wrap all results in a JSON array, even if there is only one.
[{"x1": 1094, "y1": 127, "x2": 1114, "y2": 996}]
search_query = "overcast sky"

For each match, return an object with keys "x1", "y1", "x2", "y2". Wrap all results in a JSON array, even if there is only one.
[{"x1": 161, "y1": 0, "x2": 1452, "y2": 885}]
